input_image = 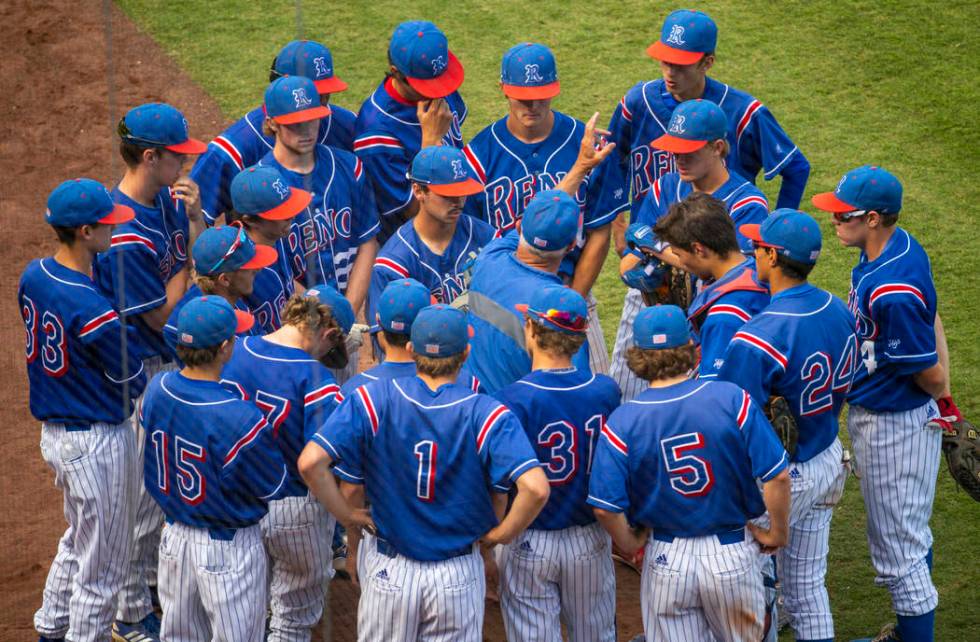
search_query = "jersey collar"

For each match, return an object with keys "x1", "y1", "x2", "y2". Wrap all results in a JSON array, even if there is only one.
[{"x1": 770, "y1": 282, "x2": 815, "y2": 302}]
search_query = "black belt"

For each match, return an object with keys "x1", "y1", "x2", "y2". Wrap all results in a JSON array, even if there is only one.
[
  {"x1": 653, "y1": 528, "x2": 745, "y2": 545},
  {"x1": 375, "y1": 538, "x2": 470, "y2": 560}
]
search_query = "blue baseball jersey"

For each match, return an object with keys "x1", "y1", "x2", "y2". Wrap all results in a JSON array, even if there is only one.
[
  {"x1": 141, "y1": 371, "x2": 288, "y2": 529},
  {"x1": 94, "y1": 187, "x2": 189, "y2": 360},
  {"x1": 19, "y1": 258, "x2": 147, "y2": 427},
  {"x1": 635, "y1": 171, "x2": 769, "y2": 253},
  {"x1": 845, "y1": 228, "x2": 938, "y2": 412},
  {"x1": 587, "y1": 380, "x2": 788, "y2": 537},
  {"x1": 686, "y1": 260, "x2": 769, "y2": 379},
  {"x1": 312, "y1": 376, "x2": 540, "y2": 561},
  {"x1": 191, "y1": 105, "x2": 357, "y2": 224},
  {"x1": 260, "y1": 144, "x2": 379, "y2": 292},
  {"x1": 494, "y1": 368, "x2": 621, "y2": 530},
  {"x1": 607, "y1": 77, "x2": 809, "y2": 211},
  {"x1": 353, "y1": 78, "x2": 467, "y2": 240},
  {"x1": 221, "y1": 335, "x2": 344, "y2": 498},
  {"x1": 243, "y1": 235, "x2": 302, "y2": 334},
  {"x1": 718, "y1": 284, "x2": 858, "y2": 462},
  {"x1": 162, "y1": 285, "x2": 258, "y2": 361},
  {"x1": 463, "y1": 232, "x2": 591, "y2": 394},
  {"x1": 461, "y1": 112, "x2": 628, "y2": 238},
  {"x1": 368, "y1": 215, "x2": 495, "y2": 329},
  {"x1": 340, "y1": 360, "x2": 482, "y2": 398}
]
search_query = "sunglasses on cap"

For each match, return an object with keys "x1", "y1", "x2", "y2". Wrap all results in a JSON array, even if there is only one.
[
  {"x1": 206, "y1": 222, "x2": 248, "y2": 274},
  {"x1": 117, "y1": 118, "x2": 173, "y2": 148},
  {"x1": 832, "y1": 209, "x2": 868, "y2": 223},
  {"x1": 529, "y1": 307, "x2": 588, "y2": 333}
]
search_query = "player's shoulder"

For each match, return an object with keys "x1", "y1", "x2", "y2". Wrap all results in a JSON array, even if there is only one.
[
  {"x1": 319, "y1": 144, "x2": 362, "y2": 178},
  {"x1": 466, "y1": 116, "x2": 507, "y2": 149},
  {"x1": 330, "y1": 104, "x2": 358, "y2": 127},
  {"x1": 705, "y1": 76, "x2": 761, "y2": 113},
  {"x1": 861, "y1": 228, "x2": 934, "y2": 298},
  {"x1": 460, "y1": 213, "x2": 496, "y2": 243},
  {"x1": 592, "y1": 372, "x2": 623, "y2": 402},
  {"x1": 622, "y1": 79, "x2": 659, "y2": 111}
]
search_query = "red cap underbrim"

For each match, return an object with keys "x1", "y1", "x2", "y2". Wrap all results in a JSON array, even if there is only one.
[
  {"x1": 272, "y1": 105, "x2": 332, "y2": 125},
  {"x1": 429, "y1": 178, "x2": 484, "y2": 197},
  {"x1": 314, "y1": 76, "x2": 349, "y2": 94},
  {"x1": 650, "y1": 133, "x2": 708, "y2": 153},
  {"x1": 646, "y1": 41, "x2": 706, "y2": 65},
  {"x1": 234, "y1": 309, "x2": 255, "y2": 334},
  {"x1": 501, "y1": 81, "x2": 561, "y2": 100},
  {"x1": 98, "y1": 203, "x2": 135, "y2": 225},
  {"x1": 811, "y1": 191, "x2": 857, "y2": 213},
  {"x1": 514, "y1": 303, "x2": 530, "y2": 313},
  {"x1": 240, "y1": 243, "x2": 278, "y2": 270},
  {"x1": 739, "y1": 223, "x2": 764, "y2": 243},
  {"x1": 406, "y1": 50, "x2": 465, "y2": 99},
  {"x1": 257, "y1": 188, "x2": 311, "y2": 220},
  {"x1": 166, "y1": 138, "x2": 208, "y2": 154}
]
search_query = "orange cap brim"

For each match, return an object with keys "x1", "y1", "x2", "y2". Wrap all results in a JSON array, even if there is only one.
[
  {"x1": 240, "y1": 243, "x2": 278, "y2": 270},
  {"x1": 314, "y1": 76, "x2": 349, "y2": 94},
  {"x1": 406, "y1": 50, "x2": 465, "y2": 99},
  {"x1": 646, "y1": 41, "x2": 706, "y2": 65},
  {"x1": 739, "y1": 223, "x2": 764, "y2": 243},
  {"x1": 166, "y1": 138, "x2": 208, "y2": 154},
  {"x1": 98, "y1": 203, "x2": 135, "y2": 225},
  {"x1": 273, "y1": 105, "x2": 331, "y2": 125},
  {"x1": 811, "y1": 191, "x2": 857, "y2": 213},
  {"x1": 257, "y1": 188, "x2": 311, "y2": 221},
  {"x1": 428, "y1": 178, "x2": 484, "y2": 197},
  {"x1": 650, "y1": 133, "x2": 708, "y2": 153},
  {"x1": 514, "y1": 303, "x2": 530, "y2": 313},
  {"x1": 501, "y1": 81, "x2": 561, "y2": 101},
  {"x1": 234, "y1": 309, "x2": 255, "y2": 334}
]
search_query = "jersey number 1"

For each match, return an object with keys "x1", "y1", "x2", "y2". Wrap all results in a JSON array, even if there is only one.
[
  {"x1": 150, "y1": 430, "x2": 206, "y2": 505},
  {"x1": 414, "y1": 440, "x2": 437, "y2": 503},
  {"x1": 537, "y1": 414, "x2": 604, "y2": 485}
]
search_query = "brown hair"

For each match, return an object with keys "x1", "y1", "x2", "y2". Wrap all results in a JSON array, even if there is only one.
[
  {"x1": 262, "y1": 119, "x2": 276, "y2": 138},
  {"x1": 52, "y1": 225, "x2": 78, "y2": 244},
  {"x1": 382, "y1": 329, "x2": 411, "y2": 349},
  {"x1": 878, "y1": 212, "x2": 900, "y2": 228},
  {"x1": 413, "y1": 351, "x2": 467, "y2": 378},
  {"x1": 653, "y1": 192, "x2": 740, "y2": 256},
  {"x1": 626, "y1": 344, "x2": 697, "y2": 382},
  {"x1": 281, "y1": 292, "x2": 337, "y2": 332},
  {"x1": 119, "y1": 141, "x2": 150, "y2": 168},
  {"x1": 176, "y1": 343, "x2": 224, "y2": 367},
  {"x1": 528, "y1": 319, "x2": 586, "y2": 358},
  {"x1": 194, "y1": 273, "x2": 219, "y2": 294}
]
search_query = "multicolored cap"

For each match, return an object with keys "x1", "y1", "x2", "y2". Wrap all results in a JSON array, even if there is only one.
[
  {"x1": 305, "y1": 283, "x2": 355, "y2": 333},
  {"x1": 410, "y1": 304, "x2": 468, "y2": 358},
  {"x1": 408, "y1": 146, "x2": 483, "y2": 196},
  {"x1": 192, "y1": 223, "x2": 278, "y2": 276},
  {"x1": 377, "y1": 278, "x2": 432, "y2": 333},
  {"x1": 273, "y1": 40, "x2": 348, "y2": 94},
  {"x1": 741, "y1": 209, "x2": 823, "y2": 265},
  {"x1": 176, "y1": 295, "x2": 254, "y2": 348},
  {"x1": 264, "y1": 75, "x2": 331, "y2": 125},
  {"x1": 633, "y1": 305, "x2": 690, "y2": 349},
  {"x1": 515, "y1": 285, "x2": 588, "y2": 334},
  {"x1": 231, "y1": 166, "x2": 311, "y2": 220},
  {"x1": 647, "y1": 9, "x2": 718, "y2": 65},
  {"x1": 500, "y1": 42, "x2": 560, "y2": 100},
  {"x1": 520, "y1": 190, "x2": 581, "y2": 252},
  {"x1": 651, "y1": 99, "x2": 727, "y2": 153},
  {"x1": 118, "y1": 103, "x2": 207, "y2": 154},
  {"x1": 45, "y1": 178, "x2": 134, "y2": 227},
  {"x1": 811, "y1": 165, "x2": 903, "y2": 215},
  {"x1": 389, "y1": 21, "x2": 464, "y2": 98}
]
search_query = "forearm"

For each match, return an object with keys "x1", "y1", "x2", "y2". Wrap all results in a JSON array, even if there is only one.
[
  {"x1": 914, "y1": 362, "x2": 947, "y2": 400},
  {"x1": 188, "y1": 216, "x2": 206, "y2": 249},
  {"x1": 570, "y1": 226, "x2": 610, "y2": 296},
  {"x1": 341, "y1": 481, "x2": 365, "y2": 559},
  {"x1": 298, "y1": 445, "x2": 356, "y2": 524},
  {"x1": 773, "y1": 152, "x2": 810, "y2": 210},
  {"x1": 556, "y1": 162, "x2": 590, "y2": 197},
  {"x1": 484, "y1": 469, "x2": 548, "y2": 545},
  {"x1": 593, "y1": 508, "x2": 642, "y2": 555},
  {"x1": 761, "y1": 471, "x2": 791, "y2": 545},
  {"x1": 491, "y1": 492, "x2": 508, "y2": 523},
  {"x1": 612, "y1": 213, "x2": 628, "y2": 256},
  {"x1": 141, "y1": 267, "x2": 190, "y2": 332},
  {"x1": 345, "y1": 239, "x2": 378, "y2": 315},
  {"x1": 935, "y1": 313, "x2": 951, "y2": 397}
]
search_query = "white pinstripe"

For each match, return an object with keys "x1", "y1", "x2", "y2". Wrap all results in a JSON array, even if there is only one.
[
  {"x1": 609, "y1": 289, "x2": 647, "y2": 401},
  {"x1": 34, "y1": 422, "x2": 137, "y2": 642},
  {"x1": 330, "y1": 346, "x2": 360, "y2": 386},
  {"x1": 585, "y1": 292, "x2": 609, "y2": 375},
  {"x1": 497, "y1": 523, "x2": 616, "y2": 642}
]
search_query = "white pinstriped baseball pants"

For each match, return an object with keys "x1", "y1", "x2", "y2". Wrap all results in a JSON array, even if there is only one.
[
  {"x1": 848, "y1": 401, "x2": 941, "y2": 616},
  {"x1": 34, "y1": 422, "x2": 137, "y2": 642},
  {"x1": 585, "y1": 293, "x2": 609, "y2": 375},
  {"x1": 609, "y1": 289, "x2": 647, "y2": 401}
]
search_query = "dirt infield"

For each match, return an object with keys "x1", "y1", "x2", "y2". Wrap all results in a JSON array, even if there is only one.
[{"x1": 0, "y1": 1, "x2": 642, "y2": 639}]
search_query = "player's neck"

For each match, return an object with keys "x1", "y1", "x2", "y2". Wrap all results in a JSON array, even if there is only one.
[
  {"x1": 181, "y1": 363, "x2": 223, "y2": 382},
  {"x1": 648, "y1": 373, "x2": 690, "y2": 389},
  {"x1": 53, "y1": 243, "x2": 95, "y2": 277},
  {"x1": 383, "y1": 345, "x2": 414, "y2": 363},
  {"x1": 670, "y1": 76, "x2": 707, "y2": 102},
  {"x1": 768, "y1": 272, "x2": 806, "y2": 296},
  {"x1": 712, "y1": 252, "x2": 745, "y2": 281},
  {"x1": 515, "y1": 244, "x2": 562, "y2": 274},
  {"x1": 264, "y1": 324, "x2": 309, "y2": 352},
  {"x1": 506, "y1": 111, "x2": 555, "y2": 143},
  {"x1": 531, "y1": 349, "x2": 573, "y2": 371},
  {"x1": 273, "y1": 141, "x2": 315, "y2": 174},
  {"x1": 863, "y1": 226, "x2": 896, "y2": 262},
  {"x1": 691, "y1": 165, "x2": 729, "y2": 194},
  {"x1": 417, "y1": 371, "x2": 456, "y2": 391},
  {"x1": 118, "y1": 168, "x2": 161, "y2": 208},
  {"x1": 413, "y1": 210, "x2": 456, "y2": 253},
  {"x1": 245, "y1": 226, "x2": 278, "y2": 247},
  {"x1": 200, "y1": 284, "x2": 238, "y2": 308}
]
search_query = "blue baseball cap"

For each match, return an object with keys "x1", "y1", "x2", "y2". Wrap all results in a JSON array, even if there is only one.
[
  {"x1": 520, "y1": 190, "x2": 581, "y2": 251},
  {"x1": 408, "y1": 146, "x2": 483, "y2": 196},
  {"x1": 500, "y1": 42, "x2": 560, "y2": 100},
  {"x1": 176, "y1": 296, "x2": 254, "y2": 348},
  {"x1": 378, "y1": 278, "x2": 431, "y2": 333},
  {"x1": 305, "y1": 284, "x2": 355, "y2": 333},
  {"x1": 231, "y1": 166, "x2": 311, "y2": 220},
  {"x1": 516, "y1": 285, "x2": 588, "y2": 334},
  {"x1": 648, "y1": 9, "x2": 718, "y2": 65},
  {"x1": 274, "y1": 40, "x2": 348, "y2": 94},
  {"x1": 389, "y1": 21, "x2": 464, "y2": 99},
  {"x1": 192, "y1": 223, "x2": 278, "y2": 276},
  {"x1": 811, "y1": 165, "x2": 903, "y2": 215},
  {"x1": 633, "y1": 305, "x2": 691, "y2": 349},
  {"x1": 651, "y1": 99, "x2": 727, "y2": 153},
  {"x1": 264, "y1": 76, "x2": 331, "y2": 125},
  {"x1": 741, "y1": 209, "x2": 822, "y2": 265},
  {"x1": 410, "y1": 304, "x2": 468, "y2": 358},
  {"x1": 45, "y1": 178, "x2": 134, "y2": 228},
  {"x1": 119, "y1": 103, "x2": 206, "y2": 154}
]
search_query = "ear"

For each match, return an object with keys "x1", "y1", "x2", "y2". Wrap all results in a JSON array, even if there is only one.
[
  {"x1": 699, "y1": 54, "x2": 715, "y2": 73},
  {"x1": 866, "y1": 210, "x2": 882, "y2": 229},
  {"x1": 77, "y1": 223, "x2": 96, "y2": 240},
  {"x1": 143, "y1": 148, "x2": 158, "y2": 164},
  {"x1": 406, "y1": 340, "x2": 417, "y2": 357}
]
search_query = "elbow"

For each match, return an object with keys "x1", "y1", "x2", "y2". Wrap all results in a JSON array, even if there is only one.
[
  {"x1": 523, "y1": 468, "x2": 551, "y2": 507},
  {"x1": 297, "y1": 443, "x2": 327, "y2": 484},
  {"x1": 915, "y1": 363, "x2": 946, "y2": 398}
]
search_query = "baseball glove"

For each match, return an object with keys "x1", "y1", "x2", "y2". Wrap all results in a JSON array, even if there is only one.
[
  {"x1": 931, "y1": 416, "x2": 980, "y2": 502},
  {"x1": 765, "y1": 395, "x2": 798, "y2": 458}
]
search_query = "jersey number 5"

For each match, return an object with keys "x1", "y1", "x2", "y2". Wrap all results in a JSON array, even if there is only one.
[
  {"x1": 150, "y1": 430, "x2": 207, "y2": 505},
  {"x1": 660, "y1": 432, "x2": 714, "y2": 497}
]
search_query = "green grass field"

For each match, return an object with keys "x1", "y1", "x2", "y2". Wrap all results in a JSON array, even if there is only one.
[{"x1": 116, "y1": 1, "x2": 979, "y2": 638}]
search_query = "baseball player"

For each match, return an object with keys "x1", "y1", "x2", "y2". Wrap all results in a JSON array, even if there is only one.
[
  {"x1": 221, "y1": 286, "x2": 349, "y2": 641},
  {"x1": 588, "y1": 305, "x2": 791, "y2": 642},
  {"x1": 298, "y1": 304, "x2": 550, "y2": 642},
  {"x1": 367, "y1": 145, "x2": 494, "y2": 327},
  {"x1": 812, "y1": 166, "x2": 947, "y2": 642},
  {"x1": 716, "y1": 210, "x2": 857, "y2": 642},
  {"x1": 461, "y1": 42, "x2": 630, "y2": 373},
  {"x1": 23, "y1": 179, "x2": 146, "y2": 642},
  {"x1": 493, "y1": 285, "x2": 621, "y2": 642},
  {"x1": 191, "y1": 39, "x2": 356, "y2": 225},
  {"x1": 354, "y1": 20, "x2": 468, "y2": 242},
  {"x1": 141, "y1": 296, "x2": 287, "y2": 641},
  {"x1": 228, "y1": 165, "x2": 311, "y2": 334},
  {"x1": 92, "y1": 101, "x2": 208, "y2": 636},
  {"x1": 612, "y1": 99, "x2": 769, "y2": 400}
]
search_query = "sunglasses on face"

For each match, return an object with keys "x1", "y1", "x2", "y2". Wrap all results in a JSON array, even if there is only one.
[{"x1": 832, "y1": 210, "x2": 868, "y2": 223}]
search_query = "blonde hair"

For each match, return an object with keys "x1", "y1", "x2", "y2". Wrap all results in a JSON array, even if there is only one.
[
  {"x1": 626, "y1": 344, "x2": 696, "y2": 382},
  {"x1": 281, "y1": 292, "x2": 337, "y2": 331}
]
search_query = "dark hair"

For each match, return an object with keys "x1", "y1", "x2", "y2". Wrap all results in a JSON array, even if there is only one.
[
  {"x1": 176, "y1": 343, "x2": 224, "y2": 367},
  {"x1": 119, "y1": 141, "x2": 148, "y2": 167},
  {"x1": 269, "y1": 55, "x2": 282, "y2": 82},
  {"x1": 414, "y1": 351, "x2": 467, "y2": 378},
  {"x1": 774, "y1": 253, "x2": 814, "y2": 281},
  {"x1": 528, "y1": 319, "x2": 587, "y2": 358},
  {"x1": 878, "y1": 212, "x2": 900, "y2": 228},
  {"x1": 52, "y1": 225, "x2": 77, "y2": 244},
  {"x1": 653, "y1": 192, "x2": 740, "y2": 257},
  {"x1": 626, "y1": 344, "x2": 696, "y2": 382},
  {"x1": 382, "y1": 330, "x2": 411, "y2": 349}
]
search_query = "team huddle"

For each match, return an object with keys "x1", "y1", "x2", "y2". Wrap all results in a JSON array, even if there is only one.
[{"x1": 21, "y1": 8, "x2": 972, "y2": 642}]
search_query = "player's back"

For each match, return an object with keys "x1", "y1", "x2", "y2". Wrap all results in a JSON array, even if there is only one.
[
  {"x1": 341, "y1": 360, "x2": 482, "y2": 397},
  {"x1": 495, "y1": 368, "x2": 620, "y2": 529}
]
